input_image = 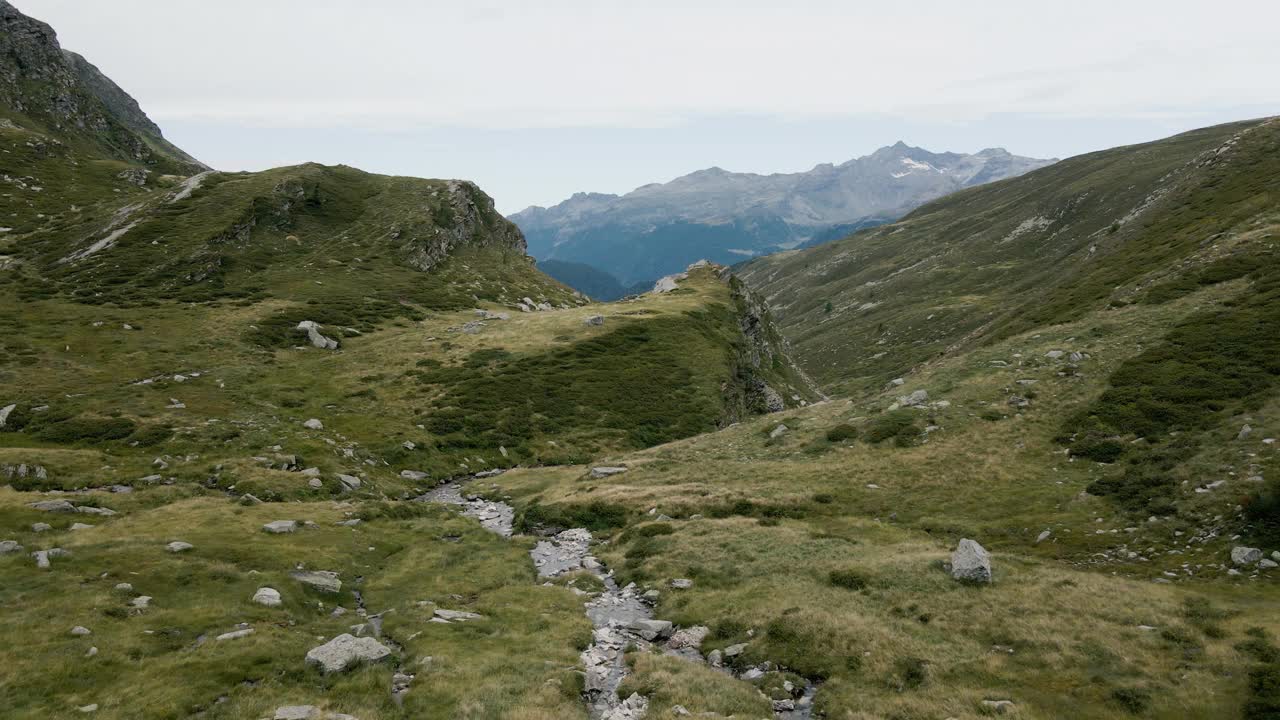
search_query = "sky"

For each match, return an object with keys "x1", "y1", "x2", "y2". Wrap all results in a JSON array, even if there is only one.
[{"x1": 17, "y1": 0, "x2": 1280, "y2": 213}]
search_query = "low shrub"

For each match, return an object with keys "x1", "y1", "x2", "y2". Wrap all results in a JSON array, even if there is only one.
[
  {"x1": 864, "y1": 410, "x2": 921, "y2": 446},
  {"x1": 828, "y1": 568, "x2": 870, "y2": 591},
  {"x1": 825, "y1": 424, "x2": 858, "y2": 442}
]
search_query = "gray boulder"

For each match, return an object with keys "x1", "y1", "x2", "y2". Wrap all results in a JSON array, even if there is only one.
[
  {"x1": 584, "y1": 314, "x2": 605, "y2": 326},
  {"x1": 628, "y1": 619, "x2": 673, "y2": 641},
  {"x1": 292, "y1": 570, "x2": 342, "y2": 593},
  {"x1": 0, "y1": 540, "x2": 23, "y2": 554},
  {"x1": 166, "y1": 541, "x2": 193, "y2": 553},
  {"x1": 898, "y1": 390, "x2": 929, "y2": 407},
  {"x1": 589, "y1": 466, "x2": 628, "y2": 479},
  {"x1": 667, "y1": 625, "x2": 710, "y2": 650},
  {"x1": 305, "y1": 633, "x2": 392, "y2": 673},
  {"x1": 951, "y1": 538, "x2": 993, "y2": 583},
  {"x1": 1232, "y1": 546, "x2": 1263, "y2": 566},
  {"x1": 0, "y1": 403, "x2": 15, "y2": 427},
  {"x1": 253, "y1": 587, "x2": 283, "y2": 607},
  {"x1": 769, "y1": 424, "x2": 788, "y2": 439},
  {"x1": 263, "y1": 520, "x2": 298, "y2": 534},
  {"x1": 303, "y1": 418, "x2": 324, "y2": 430},
  {"x1": 336, "y1": 474, "x2": 361, "y2": 491},
  {"x1": 297, "y1": 321, "x2": 339, "y2": 350}
]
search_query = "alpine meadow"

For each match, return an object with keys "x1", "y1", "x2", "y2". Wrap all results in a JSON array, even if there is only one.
[{"x1": 1, "y1": 3, "x2": 1278, "y2": 720}]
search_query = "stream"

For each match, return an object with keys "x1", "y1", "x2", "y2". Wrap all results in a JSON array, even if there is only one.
[{"x1": 421, "y1": 479, "x2": 815, "y2": 719}]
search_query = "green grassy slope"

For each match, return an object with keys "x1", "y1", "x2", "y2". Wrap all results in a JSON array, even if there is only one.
[{"x1": 740, "y1": 117, "x2": 1279, "y2": 396}]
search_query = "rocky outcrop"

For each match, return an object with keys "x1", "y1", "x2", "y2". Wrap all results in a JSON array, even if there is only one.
[{"x1": 403, "y1": 180, "x2": 528, "y2": 272}]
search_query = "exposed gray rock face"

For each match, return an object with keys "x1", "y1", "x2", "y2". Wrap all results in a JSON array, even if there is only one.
[
  {"x1": 898, "y1": 390, "x2": 929, "y2": 407},
  {"x1": 433, "y1": 609, "x2": 483, "y2": 622},
  {"x1": 296, "y1": 322, "x2": 339, "y2": 350},
  {"x1": 667, "y1": 625, "x2": 709, "y2": 650},
  {"x1": 336, "y1": 474, "x2": 361, "y2": 491},
  {"x1": 253, "y1": 587, "x2": 282, "y2": 606},
  {"x1": 951, "y1": 538, "x2": 993, "y2": 583},
  {"x1": 0, "y1": 403, "x2": 15, "y2": 427},
  {"x1": 216, "y1": 627, "x2": 255, "y2": 641},
  {"x1": 627, "y1": 619, "x2": 673, "y2": 641},
  {"x1": 512, "y1": 143, "x2": 1054, "y2": 286},
  {"x1": 590, "y1": 466, "x2": 628, "y2": 479},
  {"x1": 404, "y1": 179, "x2": 530, "y2": 271},
  {"x1": 292, "y1": 570, "x2": 342, "y2": 593},
  {"x1": 601, "y1": 692, "x2": 648, "y2": 720},
  {"x1": 305, "y1": 633, "x2": 392, "y2": 673}
]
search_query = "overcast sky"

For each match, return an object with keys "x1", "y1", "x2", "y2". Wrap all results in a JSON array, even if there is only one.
[{"x1": 17, "y1": 0, "x2": 1280, "y2": 213}]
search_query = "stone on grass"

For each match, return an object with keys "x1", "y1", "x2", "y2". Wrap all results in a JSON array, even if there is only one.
[
  {"x1": 433, "y1": 609, "x2": 483, "y2": 622},
  {"x1": 336, "y1": 474, "x2": 361, "y2": 491},
  {"x1": 29, "y1": 499, "x2": 76, "y2": 513},
  {"x1": 303, "y1": 418, "x2": 324, "y2": 430},
  {"x1": 263, "y1": 520, "x2": 298, "y2": 534},
  {"x1": 1232, "y1": 546, "x2": 1263, "y2": 566},
  {"x1": 131, "y1": 595, "x2": 152, "y2": 609},
  {"x1": 292, "y1": 570, "x2": 342, "y2": 593},
  {"x1": 78, "y1": 704, "x2": 98, "y2": 713},
  {"x1": 114, "y1": 583, "x2": 133, "y2": 592},
  {"x1": 274, "y1": 706, "x2": 319, "y2": 720},
  {"x1": 305, "y1": 633, "x2": 392, "y2": 673},
  {"x1": 216, "y1": 627, "x2": 255, "y2": 641},
  {"x1": 166, "y1": 541, "x2": 193, "y2": 553},
  {"x1": 769, "y1": 424, "x2": 788, "y2": 439},
  {"x1": 898, "y1": 389, "x2": 929, "y2": 407},
  {"x1": 70, "y1": 522, "x2": 94, "y2": 531},
  {"x1": 0, "y1": 539, "x2": 22, "y2": 554},
  {"x1": 400, "y1": 470, "x2": 429, "y2": 481},
  {"x1": 723, "y1": 642, "x2": 748, "y2": 658},
  {"x1": 297, "y1": 321, "x2": 339, "y2": 350},
  {"x1": 32, "y1": 547, "x2": 69, "y2": 568},
  {"x1": 76, "y1": 506, "x2": 116, "y2": 516},
  {"x1": 1261, "y1": 559, "x2": 1278, "y2": 569},
  {"x1": 981, "y1": 700, "x2": 1016, "y2": 714},
  {"x1": 71, "y1": 625, "x2": 92, "y2": 636},
  {"x1": 31, "y1": 522, "x2": 51, "y2": 532},
  {"x1": 602, "y1": 692, "x2": 648, "y2": 720},
  {"x1": 670, "y1": 578, "x2": 693, "y2": 589},
  {"x1": 1035, "y1": 530, "x2": 1051, "y2": 544},
  {"x1": 951, "y1": 538, "x2": 993, "y2": 583},
  {"x1": 308, "y1": 478, "x2": 323, "y2": 489},
  {"x1": 584, "y1": 315, "x2": 605, "y2": 326},
  {"x1": 589, "y1": 466, "x2": 628, "y2": 479},
  {"x1": 254, "y1": 587, "x2": 283, "y2": 607}
]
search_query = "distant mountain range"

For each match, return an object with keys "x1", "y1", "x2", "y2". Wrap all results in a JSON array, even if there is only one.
[{"x1": 512, "y1": 143, "x2": 1056, "y2": 292}]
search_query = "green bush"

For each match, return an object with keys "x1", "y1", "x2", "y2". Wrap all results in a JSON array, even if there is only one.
[
  {"x1": 516, "y1": 501, "x2": 629, "y2": 534},
  {"x1": 129, "y1": 424, "x2": 173, "y2": 447},
  {"x1": 825, "y1": 424, "x2": 858, "y2": 442},
  {"x1": 865, "y1": 410, "x2": 921, "y2": 446},
  {"x1": 35, "y1": 416, "x2": 137, "y2": 444},
  {"x1": 1245, "y1": 663, "x2": 1280, "y2": 720},
  {"x1": 828, "y1": 568, "x2": 870, "y2": 591},
  {"x1": 1109, "y1": 687, "x2": 1151, "y2": 714}
]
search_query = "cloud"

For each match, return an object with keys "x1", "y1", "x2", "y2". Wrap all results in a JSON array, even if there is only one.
[{"x1": 20, "y1": 0, "x2": 1280, "y2": 130}]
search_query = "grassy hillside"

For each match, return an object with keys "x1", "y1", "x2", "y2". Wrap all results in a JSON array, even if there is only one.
[
  {"x1": 481, "y1": 276, "x2": 1280, "y2": 719},
  {"x1": 740, "y1": 117, "x2": 1279, "y2": 397}
]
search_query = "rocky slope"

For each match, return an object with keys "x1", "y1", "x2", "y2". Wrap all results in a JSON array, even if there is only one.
[
  {"x1": 0, "y1": 0, "x2": 203, "y2": 174},
  {"x1": 512, "y1": 144, "x2": 1054, "y2": 287}
]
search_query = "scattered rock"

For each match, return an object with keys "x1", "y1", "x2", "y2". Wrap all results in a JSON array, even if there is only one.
[
  {"x1": 1239, "y1": 424, "x2": 1253, "y2": 441},
  {"x1": 216, "y1": 627, "x2": 255, "y2": 641},
  {"x1": 0, "y1": 539, "x2": 23, "y2": 554},
  {"x1": 769, "y1": 424, "x2": 788, "y2": 439},
  {"x1": 305, "y1": 633, "x2": 392, "y2": 673},
  {"x1": 667, "y1": 625, "x2": 709, "y2": 650},
  {"x1": 308, "y1": 478, "x2": 323, "y2": 489},
  {"x1": 1035, "y1": 530, "x2": 1051, "y2": 544},
  {"x1": 78, "y1": 704, "x2": 98, "y2": 713},
  {"x1": 1232, "y1": 546, "x2": 1263, "y2": 566},
  {"x1": 400, "y1": 470, "x2": 429, "y2": 481},
  {"x1": 130, "y1": 595, "x2": 152, "y2": 609},
  {"x1": 263, "y1": 520, "x2": 298, "y2": 534},
  {"x1": 114, "y1": 583, "x2": 133, "y2": 592},
  {"x1": 297, "y1": 321, "x2": 339, "y2": 350},
  {"x1": 31, "y1": 522, "x2": 51, "y2": 532},
  {"x1": 951, "y1": 538, "x2": 993, "y2": 583},
  {"x1": 602, "y1": 692, "x2": 648, "y2": 720},
  {"x1": 981, "y1": 699, "x2": 1016, "y2": 714},
  {"x1": 433, "y1": 609, "x2": 483, "y2": 622},
  {"x1": 29, "y1": 499, "x2": 76, "y2": 513},
  {"x1": 76, "y1": 506, "x2": 116, "y2": 517},
  {"x1": 292, "y1": 570, "x2": 342, "y2": 593},
  {"x1": 898, "y1": 389, "x2": 929, "y2": 407},
  {"x1": 71, "y1": 626, "x2": 92, "y2": 636},
  {"x1": 166, "y1": 541, "x2": 193, "y2": 553},
  {"x1": 336, "y1": 474, "x2": 361, "y2": 491},
  {"x1": 253, "y1": 587, "x2": 283, "y2": 607},
  {"x1": 723, "y1": 642, "x2": 748, "y2": 658},
  {"x1": 303, "y1": 418, "x2": 324, "y2": 430},
  {"x1": 1261, "y1": 559, "x2": 1278, "y2": 569},
  {"x1": 32, "y1": 547, "x2": 69, "y2": 568},
  {"x1": 274, "y1": 706, "x2": 319, "y2": 720},
  {"x1": 584, "y1": 314, "x2": 605, "y2": 326},
  {"x1": 590, "y1": 466, "x2": 628, "y2": 479},
  {"x1": 0, "y1": 403, "x2": 15, "y2": 427},
  {"x1": 669, "y1": 578, "x2": 693, "y2": 589},
  {"x1": 1045, "y1": 350, "x2": 1065, "y2": 359}
]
